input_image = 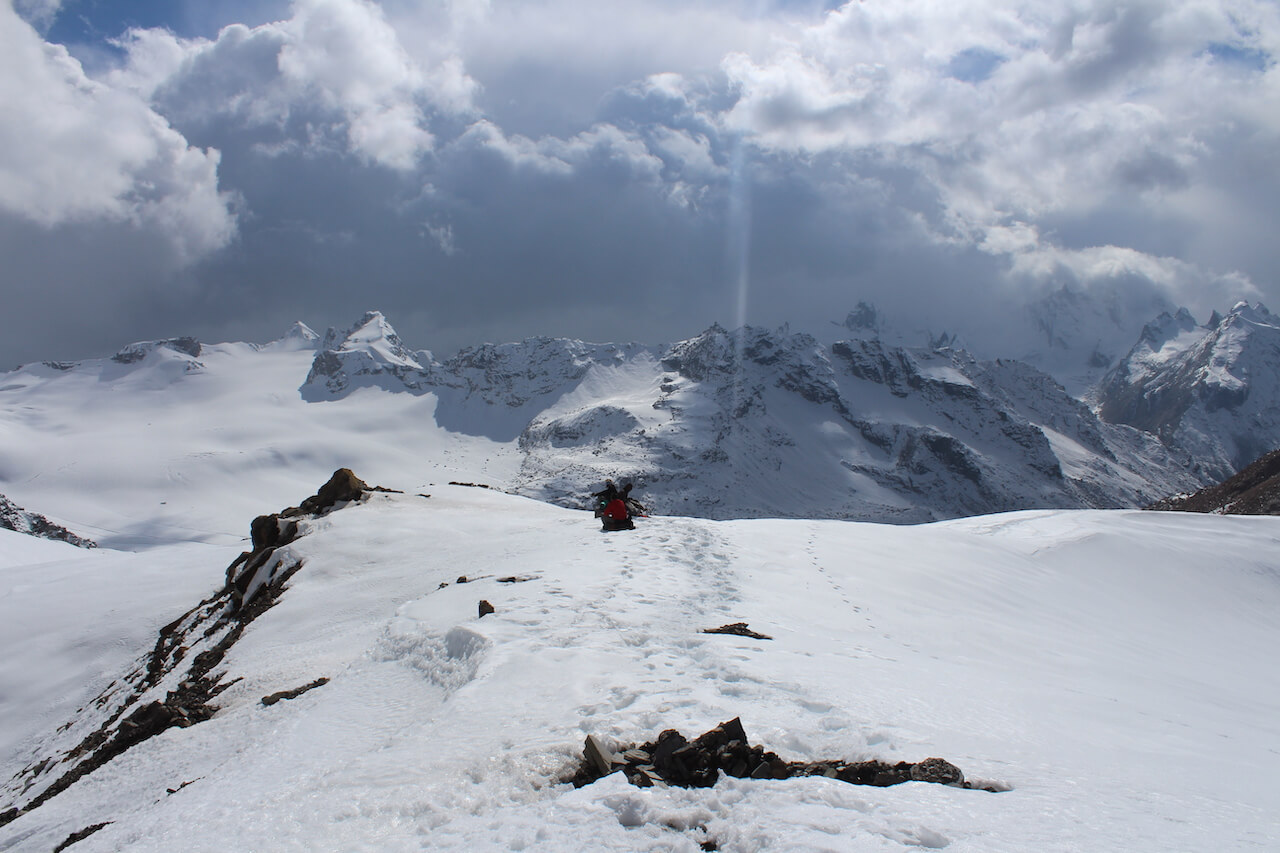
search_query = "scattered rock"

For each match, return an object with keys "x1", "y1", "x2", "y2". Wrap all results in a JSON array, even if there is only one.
[
  {"x1": 449, "y1": 481, "x2": 492, "y2": 489},
  {"x1": 478, "y1": 600, "x2": 495, "y2": 618},
  {"x1": 703, "y1": 623, "x2": 773, "y2": 640},
  {"x1": 570, "y1": 718, "x2": 1001, "y2": 793},
  {"x1": 497, "y1": 575, "x2": 538, "y2": 583},
  {"x1": 261, "y1": 677, "x2": 330, "y2": 707}
]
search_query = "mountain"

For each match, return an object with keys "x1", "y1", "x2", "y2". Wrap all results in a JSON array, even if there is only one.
[
  {"x1": 2, "y1": 475, "x2": 1278, "y2": 851},
  {"x1": 1019, "y1": 284, "x2": 1177, "y2": 394},
  {"x1": 301, "y1": 315, "x2": 1202, "y2": 523},
  {"x1": 1148, "y1": 447, "x2": 1280, "y2": 515},
  {"x1": 1096, "y1": 301, "x2": 1280, "y2": 480}
]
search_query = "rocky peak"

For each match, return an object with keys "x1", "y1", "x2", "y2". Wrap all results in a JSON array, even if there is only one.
[
  {"x1": 1096, "y1": 300, "x2": 1280, "y2": 477},
  {"x1": 301, "y1": 312, "x2": 431, "y2": 400},
  {"x1": 1136, "y1": 307, "x2": 1199, "y2": 350},
  {"x1": 111, "y1": 337, "x2": 202, "y2": 365},
  {"x1": 841, "y1": 302, "x2": 881, "y2": 335},
  {"x1": 320, "y1": 311, "x2": 422, "y2": 369}
]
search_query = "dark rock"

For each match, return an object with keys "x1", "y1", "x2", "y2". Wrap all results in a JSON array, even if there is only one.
[
  {"x1": 569, "y1": 718, "x2": 999, "y2": 797},
  {"x1": 457, "y1": 576, "x2": 469, "y2": 583},
  {"x1": 52, "y1": 821, "x2": 112, "y2": 853},
  {"x1": 703, "y1": 623, "x2": 773, "y2": 640},
  {"x1": 1149, "y1": 447, "x2": 1280, "y2": 515},
  {"x1": 584, "y1": 735, "x2": 621, "y2": 776},
  {"x1": 911, "y1": 757, "x2": 964, "y2": 785},
  {"x1": 0, "y1": 493, "x2": 96, "y2": 548},
  {"x1": 261, "y1": 677, "x2": 330, "y2": 707},
  {"x1": 478, "y1": 600, "x2": 495, "y2": 617}
]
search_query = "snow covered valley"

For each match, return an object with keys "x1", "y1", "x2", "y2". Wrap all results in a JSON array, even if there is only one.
[{"x1": 2, "y1": 482, "x2": 1278, "y2": 851}]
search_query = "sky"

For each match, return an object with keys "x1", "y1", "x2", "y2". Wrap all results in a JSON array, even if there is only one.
[{"x1": 1, "y1": 0, "x2": 1278, "y2": 368}]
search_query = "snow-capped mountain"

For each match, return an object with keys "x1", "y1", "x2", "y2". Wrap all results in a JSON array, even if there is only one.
[
  {"x1": 1020, "y1": 284, "x2": 1177, "y2": 394},
  {"x1": 1096, "y1": 301, "x2": 1280, "y2": 480},
  {"x1": 300, "y1": 314, "x2": 1202, "y2": 522}
]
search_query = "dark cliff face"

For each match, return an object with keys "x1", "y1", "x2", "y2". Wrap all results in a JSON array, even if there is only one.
[{"x1": 1149, "y1": 448, "x2": 1280, "y2": 515}]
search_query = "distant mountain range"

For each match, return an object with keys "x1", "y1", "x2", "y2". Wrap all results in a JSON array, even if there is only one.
[{"x1": 3, "y1": 300, "x2": 1278, "y2": 542}]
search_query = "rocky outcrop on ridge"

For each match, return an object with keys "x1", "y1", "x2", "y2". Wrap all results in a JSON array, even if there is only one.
[
  {"x1": 0, "y1": 493, "x2": 95, "y2": 548},
  {"x1": 0, "y1": 470, "x2": 384, "y2": 828},
  {"x1": 1148, "y1": 448, "x2": 1280, "y2": 515}
]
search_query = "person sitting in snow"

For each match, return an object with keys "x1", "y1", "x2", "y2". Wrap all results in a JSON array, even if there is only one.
[
  {"x1": 601, "y1": 493, "x2": 635, "y2": 532},
  {"x1": 591, "y1": 480, "x2": 620, "y2": 517},
  {"x1": 621, "y1": 482, "x2": 646, "y2": 519}
]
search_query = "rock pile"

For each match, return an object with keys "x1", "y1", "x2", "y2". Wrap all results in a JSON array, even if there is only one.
[{"x1": 571, "y1": 718, "x2": 999, "y2": 792}]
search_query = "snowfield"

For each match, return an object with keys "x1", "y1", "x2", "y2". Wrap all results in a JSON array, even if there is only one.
[{"x1": 2, "y1": 485, "x2": 1278, "y2": 852}]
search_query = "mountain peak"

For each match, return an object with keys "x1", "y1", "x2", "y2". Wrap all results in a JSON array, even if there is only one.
[
  {"x1": 302, "y1": 311, "x2": 429, "y2": 400},
  {"x1": 320, "y1": 311, "x2": 421, "y2": 370}
]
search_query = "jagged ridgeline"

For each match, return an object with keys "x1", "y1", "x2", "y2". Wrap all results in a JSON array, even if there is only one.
[{"x1": 299, "y1": 311, "x2": 1204, "y2": 522}]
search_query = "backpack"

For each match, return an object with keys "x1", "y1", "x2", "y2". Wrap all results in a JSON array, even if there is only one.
[{"x1": 603, "y1": 498, "x2": 629, "y2": 521}]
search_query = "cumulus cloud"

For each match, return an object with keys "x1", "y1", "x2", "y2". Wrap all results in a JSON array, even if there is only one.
[
  {"x1": 2, "y1": 0, "x2": 1278, "y2": 371},
  {"x1": 704, "y1": 0, "x2": 1279, "y2": 314},
  {"x1": 0, "y1": 4, "x2": 235, "y2": 262},
  {"x1": 11, "y1": 0, "x2": 60, "y2": 30},
  {"x1": 112, "y1": 0, "x2": 475, "y2": 170}
]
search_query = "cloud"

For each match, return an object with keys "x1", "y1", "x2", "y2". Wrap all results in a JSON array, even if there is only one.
[
  {"x1": 0, "y1": 3, "x2": 235, "y2": 262},
  {"x1": 11, "y1": 0, "x2": 61, "y2": 30},
  {"x1": 2, "y1": 0, "x2": 1279, "y2": 371},
  {"x1": 112, "y1": 0, "x2": 477, "y2": 170}
]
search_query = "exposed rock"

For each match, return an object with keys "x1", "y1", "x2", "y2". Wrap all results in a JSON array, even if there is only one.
[
  {"x1": 0, "y1": 470, "x2": 387, "y2": 829},
  {"x1": 0, "y1": 493, "x2": 95, "y2": 548},
  {"x1": 262, "y1": 678, "x2": 330, "y2": 707},
  {"x1": 478, "y1": 600, "x2": 495, "y2": 617},
  {"x1": 1148, "y1": 447, "x2": 1280, "y2": 515},
  {"x1": 52, "y1": 821, "x2": 112, "y2": 852},
  {"x1": 703, "y1": 623, "x2": 773, "y2": 640},
  {"x1": 570, "y1": 718, "x2": 1000, "y2": 793},
  {"x1": 910, "y1": 757, "x2": 965, "y2": 785}
]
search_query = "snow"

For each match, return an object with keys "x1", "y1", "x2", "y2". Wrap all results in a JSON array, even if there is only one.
[{"x1": 2, "y1": 485, "x2": 1278, "y2": 851}]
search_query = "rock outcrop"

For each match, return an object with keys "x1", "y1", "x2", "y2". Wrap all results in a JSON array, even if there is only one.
[
  {"x1": 0, "y1": 470, "x2": 385, "y2": 829},
  {"x1": 570, "y1": 718, "x2": 1000, "y2": 793},
  {"x1": 1148, "y1": 447, "x2": 1280, "y2": 515},
  {"x1": 0, "y1": 493, "x2": 95, "y2": 548}
]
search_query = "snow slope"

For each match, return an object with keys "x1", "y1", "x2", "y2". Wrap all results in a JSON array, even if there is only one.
[
  {"x1": 2, "y1": 485, "x2": 1277, "y2": 851},
  {"x1": 0, "y1": 329, "x2": 519, "y2": 548}
]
